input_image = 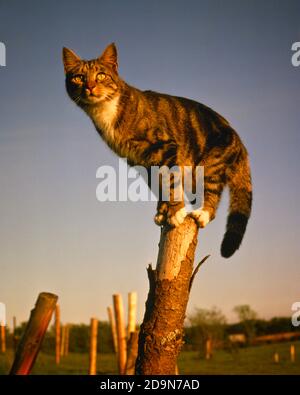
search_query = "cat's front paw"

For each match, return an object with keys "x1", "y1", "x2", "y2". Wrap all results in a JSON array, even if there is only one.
[
  {"x1": 154, "y1": 212, "x2": 167, "y2": 226},
  {"x1": 167, "y1": 207, "x2": 187, "y2": 227},
  {"x1": 189, "y1": 208, "x2": 210, "y2": 228}
]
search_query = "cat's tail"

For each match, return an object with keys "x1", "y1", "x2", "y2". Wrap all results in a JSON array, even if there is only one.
[{"x1": 221, "y1": 147, "x2": 252, "y2": 258}]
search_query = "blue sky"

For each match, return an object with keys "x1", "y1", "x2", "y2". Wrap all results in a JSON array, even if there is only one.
[{"x1": 0, "y1": 0, "x2": 299, "y2": 326}]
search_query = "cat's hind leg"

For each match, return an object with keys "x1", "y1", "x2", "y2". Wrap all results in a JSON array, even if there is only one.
[{"x1": 190, "y1": 167, "x2": 226, "y2": 228}]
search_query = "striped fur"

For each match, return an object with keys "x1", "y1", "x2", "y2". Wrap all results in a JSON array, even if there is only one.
[{"x1": 63, "y1": 43, "x2": 252, "y2": 258}]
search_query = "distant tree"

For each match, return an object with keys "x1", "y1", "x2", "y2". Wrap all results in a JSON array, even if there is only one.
[
  {"x1": 233, "y1": 304, "x2": 257, "y2": 344},
  {"x1": 188, "y1": 307, "x2": 227, "y2": 357}
]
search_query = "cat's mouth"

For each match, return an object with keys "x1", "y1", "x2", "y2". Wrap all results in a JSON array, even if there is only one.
[{"x1": 80, "y1": 95, "x2": 103, "y2": 104}]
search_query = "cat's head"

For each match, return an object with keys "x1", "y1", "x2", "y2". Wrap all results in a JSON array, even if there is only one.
[{"x1": 63, "y1": 43, "x2": 122, "y2": 106}]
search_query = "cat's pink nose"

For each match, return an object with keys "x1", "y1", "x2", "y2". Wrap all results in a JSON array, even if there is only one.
[{"x1": 85, "y1": 85, "x2": 96, "y2": 95}]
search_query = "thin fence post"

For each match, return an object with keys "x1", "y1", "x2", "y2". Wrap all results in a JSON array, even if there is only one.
[
  {"x1": 274, "y1": 352, "x2": 279, "y2": 363},
  {"x1": 12, "y1": 316, "x2": 17, "y2": 353},
  {"x1": 60, "y1": 324, "x2": 66, "y2": 357},
  {"x1": 89, "y1": 318, "x2": 98, "y2": 375},
  {"x1": 113, "y1": 294, "x2": 127, "y2": 375},
  {"x1": 205, "y1": 338, "x2": 212, "y2": 360},
  {"x1": 125, "y1": 331, "x2": 139, "y2": 375},
  {"x1": 55, "y1": 304, "x2": 61, "y2": 365},
  {"x1": 290, "y1": 344, "x2": 295, "y2": 362},
  {"x1": 9, "y1": 292, "x2": 58, "y2": 375},
  {"x1": 128, "y1": 292, "x2": 137, "y2": 338},
  {"x1": 65, "y1": 324, "x2": 70, "y2": 356},
  {"x1": 107, "y1": 306, "x2": 118, "y2": 353},
  {"x1": 0, "y1": 325, "x2": 6, "y2": 354}
]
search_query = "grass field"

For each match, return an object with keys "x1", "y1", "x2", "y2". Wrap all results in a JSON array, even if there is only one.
[{"x1": 1, "y1": 341, "x2": 300, "y2": 375}]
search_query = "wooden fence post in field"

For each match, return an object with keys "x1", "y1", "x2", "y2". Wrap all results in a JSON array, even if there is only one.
[
  {"x1": 205, "y1": 338, "x2": 212, "y2": 360},
  {"x1": 107, "y1": 306, "x2": 118, "y2": 353},
  {"x1": 12, "y1": 316, "x2": 18, "y2": 353},
  {"x1": 13, "y1": 316, "x2": 16, "y2": 333},
  {"x1": 60, "y1": 324, "x2": 66, "y2": 357},
  {"x1": 113, "y1": 294, "x2": 127, "y2": 375},
  {"x1": 55, "y1": 304, "x2": 61, "y2": 365},
  {"x1": 125, "y1": 331, "x2": 139, "y2": 375},
  {"x1": 128, "y1": 292, "x2": 137, "y2": 337},
  {"x1": 10, "y1": 292, "x2": 58, "y2": 375},
  {"x1": 89, "y1": 318, "x2": 98, "y2": 375},
  {"x1": 0, "y1": 325, "x2": 6, "y2": 353},
  {"x1": 65, "y1": 324, "x2": 70, "y2": 356},
  {"x1": 290, "y1": 344, "x2": 295, "y2": 362},
  {"x1": 135, "y1": 217, "x2": 209, "y2": 374}
]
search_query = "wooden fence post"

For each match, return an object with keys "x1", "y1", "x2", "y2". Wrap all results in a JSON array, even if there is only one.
[
  {"x1": 55, "y1": 304, "x2": 61, "y2": 365},
  {"x1": 135, "y1": 217, "x2": 207, "y2": 374},
  {"x1": 107, "y1": 306, "x2": 118, "y2": 353},
  {"x1": 9, "y1": 292, "x2": 58, "y2": 375},
  {"x1": 89, "y1": 318, "x2": 98, "y2": 375},
  {"x1": 205, "y1": 337, "x2": 213, "y2": 360},
  {"x1": 128, "y1": 292, "x2": 137, "y2": 337},
  {"x1": 113, "y1": 294, "x2": 127, "y2": 375},
  {"x1": 290, "y1": 344, "x2": 295, "y2": 362},
  {"x1": 12, "y1": 316, "x2": 18, "y2": 353},
  {"x1": 125, "y1": 331, "x2": 139, "y2": 375},
  {"x1": 60, "y1": 324, "x2": 66, "y2": 357},
  {"x1": 65, "y1": 324, "x2": 70, "y2": 356},
  {"x1": 0, "y1": 325, "x2": 6, "y2": 354}
]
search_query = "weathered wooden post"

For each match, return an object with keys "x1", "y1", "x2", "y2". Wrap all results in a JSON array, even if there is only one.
[
  {"x1": 128, "y1": 292, "x2": 137, "y2": 337},
  {"x1": 205, "y1": 337, "x2": 213, "y2": 360},
  {"x1": 113, "y1": 294, "x2": 127, "y2": 374},
  {"x1": 10, "y1": 292, "x2": 58, "y2": 375},
  {"x1": 0, "y1": 324, "x2": 6, "y2": 354},
  {"x1": 125, "y1": 331, "x2": 139, "y2": 375},
  {"x1": 65, "y1": 324, "x2": 70, "y2": 356},
  {"x1": 107, "y1": 306, "x2": 118, "y2": 353},
  {"x1": 12, "y1": 316, "x2": 18, "y2": 353},
  {"x1": 135, "y1": 217, "x2": 208, "y2": 374},
  {"x1": 290, "y1": 344, "x2": 295, "y2": 362},
  {"x1": 60, "y1": 324, "x2": 66, "y2": 357},
  {"x1": 55, "y1": 304, "x2": 61, "y2": 365},
  {"x1": 89, "y1": 318, "x2": 98, "y2": 375}
]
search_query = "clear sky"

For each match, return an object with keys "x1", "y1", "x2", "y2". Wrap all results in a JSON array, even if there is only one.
[{"x1": 0, "y1": 0, "x2": 299, "y2": 327}]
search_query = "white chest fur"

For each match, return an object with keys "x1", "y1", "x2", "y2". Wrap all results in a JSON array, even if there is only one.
[{"x1": 86, "y1": 96, "x2": 120, "y2": 144}]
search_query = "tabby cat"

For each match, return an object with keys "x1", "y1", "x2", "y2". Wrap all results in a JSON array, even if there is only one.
[{"x1": 63, "y1": 43, "x2": 252, "y2": 258}]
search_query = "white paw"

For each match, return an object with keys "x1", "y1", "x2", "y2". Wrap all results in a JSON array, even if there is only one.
[
  {"x1": 190, "y1": 209, "x2": 210, "y2": 228},
  {"x1": 168, "y1": 207, "x2": 187, "y2": 227}
]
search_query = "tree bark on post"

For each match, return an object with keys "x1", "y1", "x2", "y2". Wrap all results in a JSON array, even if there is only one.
[{"x1": 135, "y1": 216, "x2": 202, "y2": 375}]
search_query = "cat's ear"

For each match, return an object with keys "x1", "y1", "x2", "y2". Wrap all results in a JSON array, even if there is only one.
[
  {"x1": 62, "y1": 47, "x2": 81, "y2": 73},
  {"x1": 98, "y1": 43, "x2": 118, "y2": 72}
]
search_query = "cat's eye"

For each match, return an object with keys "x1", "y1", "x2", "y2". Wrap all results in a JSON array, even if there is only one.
[
  {"x1": 97, "y1": 72, "x2": 106, "y2": 82},
  {"x1": 71, "y1": 75, "x2": 84, "y2": 84}
]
